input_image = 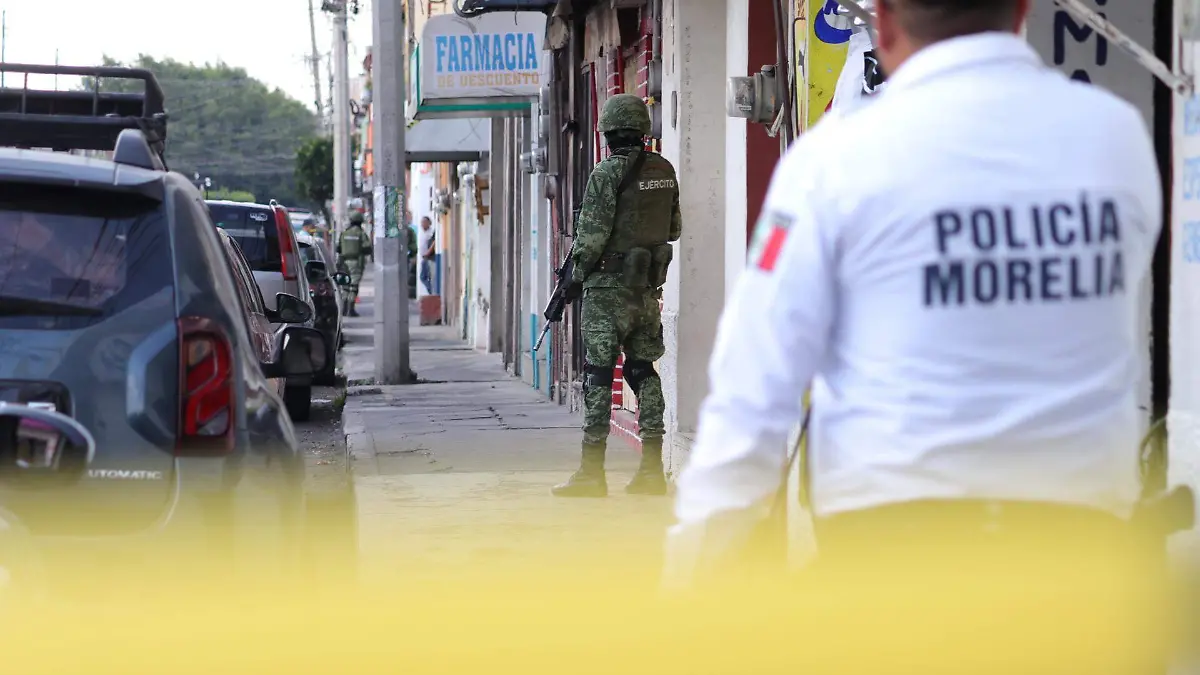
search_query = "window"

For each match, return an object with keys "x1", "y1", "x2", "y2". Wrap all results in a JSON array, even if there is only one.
[
  {"x1": 207, "y1": 203, "x2": 281, "y2": 272},
  {"x1": 226, "y1": 236, "x2": 267, "y2": 316},
  {"x1": 0, "y1": 183, "x2": 173, "y2": 330},
  {"x1": 298, "y1": 241, "x2": 320, "y2": 263}
]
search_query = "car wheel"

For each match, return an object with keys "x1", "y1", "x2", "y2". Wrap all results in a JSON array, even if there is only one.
[{"x1": 284, "y1": 384, "x2": 313, "y2": 422}]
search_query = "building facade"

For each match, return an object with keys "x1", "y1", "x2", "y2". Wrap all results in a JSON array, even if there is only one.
[{"x1": 357, "y1": 0, "x2": 1199, "y2": 550}]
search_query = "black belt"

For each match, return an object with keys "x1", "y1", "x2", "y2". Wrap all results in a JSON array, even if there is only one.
[{"x1": 594, "y1": 253, "x2": 624, "y2": 274}]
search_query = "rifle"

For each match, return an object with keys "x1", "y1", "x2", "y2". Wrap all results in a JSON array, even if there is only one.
[
  {"x1": 533, "y1": 150, "x2": 647, "y2": 353},
  {"x1": 533, "y1": 251, "x2": 575, "y2": 352}
]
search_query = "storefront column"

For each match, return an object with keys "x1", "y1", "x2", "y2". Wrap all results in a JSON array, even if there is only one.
[{"x1": 658, "y1": 0, "x2": 730, "y2": 474}]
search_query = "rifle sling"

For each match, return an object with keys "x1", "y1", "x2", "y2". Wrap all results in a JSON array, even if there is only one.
[{"x1": 616, "y1": 148, "x2": 647, "y2": 197}]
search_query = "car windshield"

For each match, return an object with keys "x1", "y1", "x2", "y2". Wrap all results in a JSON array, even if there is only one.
[
  {"x1": 207, "y1": 203, "x2": 281, "y2": 272},
  {"x1": 0, "y1": 183, "x2": 172, "y2": 330}
]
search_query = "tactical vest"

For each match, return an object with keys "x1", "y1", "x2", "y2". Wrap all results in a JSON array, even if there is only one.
[
  {"x1": 340, "y1": 225, "x2": 364, "y2": 258},
  {"x1": 588, "y1": 148, "x2": 678, "y2": 290}
]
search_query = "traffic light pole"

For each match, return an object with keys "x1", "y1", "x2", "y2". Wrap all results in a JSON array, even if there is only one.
[{"x1": 372, "y1": 0, "x2": 411, "y2": 383}]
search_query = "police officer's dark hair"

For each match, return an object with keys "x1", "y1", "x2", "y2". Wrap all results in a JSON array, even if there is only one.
[
  {"x1": 882, "y1": 0, "x2": 1021, "y2": 43},
  {"x1": 604, "y1": 129, "x2": 644, "y2": 150}
]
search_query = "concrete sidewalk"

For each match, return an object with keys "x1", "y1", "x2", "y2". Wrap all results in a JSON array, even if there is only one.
[{"x1": 341, "y1": 267, "x2": 674, "y2": 584}]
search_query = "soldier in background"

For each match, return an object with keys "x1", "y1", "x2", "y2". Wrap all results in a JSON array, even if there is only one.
[
  {"x1": 552, "y1": 93, "x2": 682, "y2": 499},
  {"x1": 336, "y1": 211, "x2": 372, "y2": 317}
]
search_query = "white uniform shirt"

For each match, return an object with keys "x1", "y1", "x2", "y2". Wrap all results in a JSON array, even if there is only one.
[
  {"x1": 671, "y1": 33, "x2": 1162, "y2": 540},
  {"x1": 418, "y1": 225, "x2": 435, "y2": 257}
]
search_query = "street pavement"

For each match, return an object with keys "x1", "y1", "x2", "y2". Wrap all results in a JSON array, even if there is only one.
[{"x1": 341, "y1": 267, "x2": 675, "y2": 586}]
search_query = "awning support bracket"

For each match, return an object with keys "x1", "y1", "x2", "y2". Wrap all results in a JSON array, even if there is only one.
[
  {"x1": 832, "y1": 0, "x2": 1197, "y2": 98},
  {"x1": 1053, "y1": 0, "x2": 1193, "y2": 98}
]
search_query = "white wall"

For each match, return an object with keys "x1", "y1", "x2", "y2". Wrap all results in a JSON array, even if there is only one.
[
  {"x1": 474, "y1": 160, "x2": 493, "y2": 352},
  {"x1": 1171, "y1": 10, "x2": 1200, "y2": 556},
  {"x1": 659, "y1": 0, "x2": 730, "y2": 474},
  {"x1": 724, "y1": 0, "x2": 749, "y2": 298},
  {"x1": 409, "y1": 162, "x2": 439, "y2": 298},
  {"x1": 520, "y1": 115, "x2": 536, "y2": 386}
]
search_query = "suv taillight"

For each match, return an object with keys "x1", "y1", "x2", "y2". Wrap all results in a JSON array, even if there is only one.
[
  {"x1": 177, "y1": 317, "x2": 235, "y2": 456},
  {"x1": 274, "y1": 206, "x2": 299, "y2": 281}
]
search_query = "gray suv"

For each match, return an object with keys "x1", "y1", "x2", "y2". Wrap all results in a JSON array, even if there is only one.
[{"x1": 0, "y1": 63, "x2": 342, "y2": 582}]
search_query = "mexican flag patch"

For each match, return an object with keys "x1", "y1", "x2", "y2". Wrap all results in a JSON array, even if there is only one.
[{"x1": 749, "y1": 210, "x2": 795, "y2": 272}]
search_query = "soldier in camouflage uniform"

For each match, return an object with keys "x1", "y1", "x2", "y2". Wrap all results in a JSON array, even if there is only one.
[
  {"x1": 552, "y1": 93, "x2": 682, "y2": 499},
  {"x1": 336, "y1": 211, "x2": 372, "y2": 317}
]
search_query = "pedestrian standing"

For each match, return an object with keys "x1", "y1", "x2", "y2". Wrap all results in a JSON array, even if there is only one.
[
  {"x1": 552, "y1": 93, "x2": 682, "y2": 498},
  {"x1": 664, "y1": 0, "x2": 1180, "y2": 670},
  {"x1": 417, "y1": 216, "x2": 436, "y2": 295}
]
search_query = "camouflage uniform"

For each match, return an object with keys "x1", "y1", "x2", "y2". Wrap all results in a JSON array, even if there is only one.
[
  {"x1": 337, "y1": 213, "x2": 372, "y2": 316},
  {"x1": 553, "y1": 93, "x2": 682, "y2": 499}
]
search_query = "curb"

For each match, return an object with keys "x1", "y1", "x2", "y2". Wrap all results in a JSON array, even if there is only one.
[
  {"x1": 346, "y1": 432, "x2": 379, "y2": 477},
  {"x1": 341, "y1": 406, "x2": 379, "y2": 476}
]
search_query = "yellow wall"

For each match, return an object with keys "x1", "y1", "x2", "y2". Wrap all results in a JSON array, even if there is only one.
[{"x1": 802, "y1": 0, "x2": 849, "y2": 131}]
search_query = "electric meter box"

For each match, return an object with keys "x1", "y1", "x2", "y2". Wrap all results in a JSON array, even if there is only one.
[{"x1": 726, "y1": 66, "x2": 779, "y2": 125}]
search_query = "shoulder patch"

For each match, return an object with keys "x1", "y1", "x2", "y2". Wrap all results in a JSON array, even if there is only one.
[{"x1": 748, "y1": 210, "x2": 794, "y2": 272}]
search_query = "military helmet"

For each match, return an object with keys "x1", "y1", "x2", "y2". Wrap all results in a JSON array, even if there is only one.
[
  {"x1": 598, "y1": 93, "x2": 651, "y2": 136},
  {"x1": 349, "y1": 211, "x2": 364, "y2": 225}
]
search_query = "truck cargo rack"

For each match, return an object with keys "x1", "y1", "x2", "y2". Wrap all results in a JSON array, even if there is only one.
[{"x1": 0, "y1": 63, "x2": 168, "y2": 163}]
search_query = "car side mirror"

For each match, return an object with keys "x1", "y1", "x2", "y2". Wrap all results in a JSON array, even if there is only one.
[
  {"x1": 333, "y1": 272, "x2": 352, "y2": 286},
  {"x1": 261, "y1": 326, "x2": 327, "y2": 379},
  {"x1": 268, "y1": 293, "x2": 312, "y2": 325},
  {"x1": 305, "y1": 260, "x2": 328, "y2": 283},
  {"x1": 0, "y1": 403, "x2": 95, "y2": 487}
]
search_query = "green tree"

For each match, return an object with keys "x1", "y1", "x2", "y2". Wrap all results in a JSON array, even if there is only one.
[
  {"x1": 295, "y1": 135, "x2": 335, "y2": 225},
  {"x1": 208, "y1": 187, "x2": 256, "y2": 202},
  {"x1": 85, "y1": 55, "x2": 319, "y2": 206}
]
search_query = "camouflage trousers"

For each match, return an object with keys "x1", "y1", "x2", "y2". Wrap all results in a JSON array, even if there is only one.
[
  {"x1": 343, "y1": 257, "x2": 364, "y2": 295},
  {"x1": 581, "y1": 287, "x2": 666, "y2": 445}
]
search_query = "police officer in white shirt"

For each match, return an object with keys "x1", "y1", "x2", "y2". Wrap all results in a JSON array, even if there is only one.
[{"x1": 665, "y1": 0, "x2": 1180, "y2": 663}]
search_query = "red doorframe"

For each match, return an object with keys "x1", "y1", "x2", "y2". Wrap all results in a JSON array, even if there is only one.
[{"x1": 746, "y1": 0, "x2": 782, "y2": 244}]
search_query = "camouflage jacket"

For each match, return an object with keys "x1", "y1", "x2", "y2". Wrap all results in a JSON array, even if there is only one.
[{"x1": 570, "y1": 148, "x2": 682, "y2": 288}]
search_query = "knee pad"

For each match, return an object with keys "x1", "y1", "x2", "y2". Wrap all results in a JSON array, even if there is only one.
[
  {"x1": 583, "y1": 363, "x2": 615, "y2": 392},
  {"x1": 623, "y1": 359, "x2": 659, "y2": 395}
]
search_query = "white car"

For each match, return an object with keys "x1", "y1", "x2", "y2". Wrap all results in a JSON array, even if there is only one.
[{"x1": 203, "y1": 199, "x2": 320, "y2": 421}]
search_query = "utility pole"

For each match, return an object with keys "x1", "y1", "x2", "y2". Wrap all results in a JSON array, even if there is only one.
[
  {"x1": 372, "y1": 0, "x2": 410, "y2": 383},
  {"x1": 2, "y1": 12, "x2": 8, "y2": 88},
  {"x1": 306, "y1": 0, "x2": 326, "y2": 124},
  {"x1": 326, "y1": 50, "x2": 334, "y2": 127},
  {"x1": 331, "y1": 1, "x2": 352, "y2": 242}
]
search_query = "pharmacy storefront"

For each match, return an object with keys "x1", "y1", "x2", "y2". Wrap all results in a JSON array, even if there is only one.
[{"x1": 411, "y1": 11, "x2": 546, "y2": 119}]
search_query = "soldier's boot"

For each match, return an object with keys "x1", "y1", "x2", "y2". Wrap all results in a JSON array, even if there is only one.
[
  {"x1": 551, "y1": 442, "x2": 607, "y2": 498},
  {"x1": 625, "y1": 438, "x2": 668, "y2": 496}
]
